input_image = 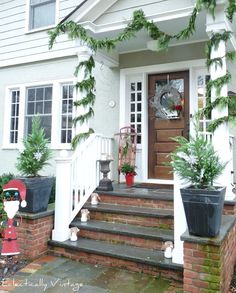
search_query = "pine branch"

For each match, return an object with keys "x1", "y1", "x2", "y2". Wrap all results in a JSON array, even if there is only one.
[
  {"x1": 227, "y1": 0, "x2": 236, "y2": 22},
  {"x1": 71, "y1": 128, "x2": 94, "y2": 150},
  {"x1": 74, "y1": 92, "x2": 95, "y2": 107},
  {"x1": 73, "y1": 107, "x2": 94, "y2": 125},
  {"x1": 207, "y1": 116, "x2": 228, "y2": 132},
  {"x1": 74, "y1": 56, "x2": 95, "y2": 77},
  {"x1": 75, "y1": 77, "x2": 95, "y2": 92},
  {"x1": 206, "y1": 72, "x2": 231, "y2": 98}
]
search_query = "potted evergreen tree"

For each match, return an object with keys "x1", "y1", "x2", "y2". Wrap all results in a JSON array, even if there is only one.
[
  {"x1": 121, "y1": 163, "x2": 137, "y2": 186},
  {"x1": 16, "y1": 116, "x2": 53, "y2": 213},
  {"x1": 170, "y1": 120, "x2": 227, "y2": 237}
]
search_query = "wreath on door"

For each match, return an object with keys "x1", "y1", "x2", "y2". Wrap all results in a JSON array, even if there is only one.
[{"x1": 149, "y1": 84, "x2": 183, "y2": 119}]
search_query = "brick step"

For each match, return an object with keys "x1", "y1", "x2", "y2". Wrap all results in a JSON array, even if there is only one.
[
  {"x1": 84, "y1": 203, "x2": 174, "y2": 229},
  {"x1": 96, "y1": 184, "x2": 173, "y2": 209},
  {"x1": 48, "y1": 238, "x2": 183, "y2": 281},
  {"x1": 71, "y1": 219, "x2": 174, "y2": 250}
]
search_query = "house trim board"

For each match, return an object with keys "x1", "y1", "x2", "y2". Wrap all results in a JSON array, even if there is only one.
[
  {"x1": 77, "y1": 7, "x2": 195, "y2": 34},
  {"x1": 120, "y1": 59, "x2": 206, "y2": 184}
]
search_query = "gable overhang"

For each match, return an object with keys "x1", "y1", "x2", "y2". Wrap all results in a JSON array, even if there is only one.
[{"x1": 62, "y1": 0, "x2": 118, "y2": 24}]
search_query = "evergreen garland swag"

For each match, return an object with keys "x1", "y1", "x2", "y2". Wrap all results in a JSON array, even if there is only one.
[{"x1": 48, "y1": 0, "x2": 236, "y2": 148}]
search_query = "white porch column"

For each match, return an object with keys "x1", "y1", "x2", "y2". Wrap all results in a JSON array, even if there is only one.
[
  {"x1": 207, "y1": 2, "x2": 235, "y2": 200},
  {"x1": 172, "y1": 173, "x2": 187, "y2": 265},
  {"x1": 52, "y1": 151, "x2": 72, "y2": 241},
  {"x1": 74, "y1": 44, "x2": 93, "y2": 136}
]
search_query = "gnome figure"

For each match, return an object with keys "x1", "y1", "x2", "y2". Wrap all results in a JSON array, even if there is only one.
[{"x1": 1, "y1": 179, "x2": 27, "y2": 256}]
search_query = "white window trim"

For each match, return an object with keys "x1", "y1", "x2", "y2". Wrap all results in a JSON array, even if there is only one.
[
  {"x1": 25, "y1": 0, "x2": 59, "y2": 34},
  {"x1": 126, "y1": 75, "x2": 143, "y2": 149},
  {"x1": 59, "y1": 82, "x2": 74, "y2": 145},
  {"x1": 2, "y1": 78, "x2": 75, "y2": 150}
]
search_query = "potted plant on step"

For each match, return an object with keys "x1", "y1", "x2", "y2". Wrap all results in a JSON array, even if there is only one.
[
  {"x1": 16, "y1": 116, "x2": 53, "y2": 213},
  {"x1": 121, "y1": 163, "x2": 137, "y2": 186},
  {"x1": 170, "y1": 120, "x2": 227, "y2": 237}
]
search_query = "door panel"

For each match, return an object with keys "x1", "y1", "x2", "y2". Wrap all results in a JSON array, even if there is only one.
[
  {"x1": 156, "y1": 129, "x2": 183, "y2": 142},
  {"x1": 148, "y1": 71, "x2": 189, "y2": 180}
]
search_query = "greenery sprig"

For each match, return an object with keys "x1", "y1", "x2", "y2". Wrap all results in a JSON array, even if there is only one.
[
  {"x1": 227, "y1": 0, "x2": 236, "y2": 22},
  {"x1": 49, "y1": 0, "x2": 236, "y2": 148}
]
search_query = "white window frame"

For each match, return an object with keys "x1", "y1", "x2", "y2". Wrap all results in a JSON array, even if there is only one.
[
  {"x1": 60, "y1": 83, "x2": 74, "y2": 145},
  {"x1": 127, "y1": 75, "x2": 143, "y2": 147},
  {"x1": 25, "y1": 0, "x2": 59, "y2": 33},
  {"x1": 2, "y1": 78, "x2": 75, "y2": 150}
]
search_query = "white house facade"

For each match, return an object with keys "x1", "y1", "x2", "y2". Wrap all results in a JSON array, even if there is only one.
[{"x1": 0, "y1": 0, "x2": 236, "y2": 278}]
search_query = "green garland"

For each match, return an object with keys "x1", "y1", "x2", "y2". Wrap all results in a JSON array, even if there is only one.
[
  {"x1": 49, "y1": 0, "x2": 236, "y2": 148},
  {"x1": 227, "y1": 0, "x2": 236, "y2": 22}
]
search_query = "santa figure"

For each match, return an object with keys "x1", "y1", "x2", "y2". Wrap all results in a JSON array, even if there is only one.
[{"x1": 1, "y1": 179, "x2": 27, "y2": 256}]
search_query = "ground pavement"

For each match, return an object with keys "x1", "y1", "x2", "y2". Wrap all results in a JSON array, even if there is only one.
[{"x1": 0, "y1": 255, "x2": 183, "y2": 293}]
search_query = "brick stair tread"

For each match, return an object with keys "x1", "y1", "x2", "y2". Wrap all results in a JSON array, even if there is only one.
[
  {"x1": 49, "y1": 238, "x2": 182, "y2": 271},
  {"x1": 84, "y1": 203, "x2": 173, "y2": 218},
  {"x1": 71, "y1": 219, "x2": 174, "y2": 241},
  {"x1": 97, "y1": 183, "x2": 173, "y2": 201}
]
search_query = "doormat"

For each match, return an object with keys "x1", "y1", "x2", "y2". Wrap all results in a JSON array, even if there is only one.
[{"x1": 133, "y1": 183, "x2": 173, "y2": 189}]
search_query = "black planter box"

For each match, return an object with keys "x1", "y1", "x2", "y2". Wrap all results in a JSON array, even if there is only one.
[
  {"x1": 18, "y1": 177, "x2": 53, "y2": 214},
  {"x1": 180, "y1": 186, "x2": 226, "y2": 237}
]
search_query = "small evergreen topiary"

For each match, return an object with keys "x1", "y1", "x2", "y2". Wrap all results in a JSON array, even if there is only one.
[
  {"x1": 170, "y1": 118, "x2": 227, "y2": 189},
  {"x1": 16, "y1": 117, "x2": 53, "y2": 177}
]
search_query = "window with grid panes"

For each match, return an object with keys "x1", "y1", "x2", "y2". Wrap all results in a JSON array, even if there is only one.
[
  {"x1": 130, "y1": 81, "x2": 142, "y2": 144},
  {"x1": 61, "y1": 84, "x2": 73, "y2": 143},
  {"x1": 197, "y1": 75, "x2": 211, "y2": 134},
  {"x1": 26, "y1": 85, "x2": 52, "y2": 140},
  {"x1": 10, "y1": 90, "x2": 20, "y2": 143}
]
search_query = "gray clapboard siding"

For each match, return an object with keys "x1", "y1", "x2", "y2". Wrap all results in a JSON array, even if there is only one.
[
  {"x1": 95, "y1": 0, "x2": 193, "y2": 25},
  {"x1": 60, "y1": 0, "x2": 78, "y2": 20},
  {"x1": 0, "y1": 0, "x2": 80, "y2": 67}
]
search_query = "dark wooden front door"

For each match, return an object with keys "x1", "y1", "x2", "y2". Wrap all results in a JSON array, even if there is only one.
[{"x1": 148, "y1": 71, "x2": 189, "y2": 180}]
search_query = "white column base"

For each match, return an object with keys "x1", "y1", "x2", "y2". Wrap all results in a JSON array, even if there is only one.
[
  {"x1": 225, "y1": 185, "x2": 236, "y2": 201},
  {"x1": 172, "y1": 246, "x2": 184, "y2": 265},
  {"x1": 172, "y1": 173, "x2": 187, "y2": 265},
  {"x1": 52, "y1": 229, "x2": 71, "y2": 242}
]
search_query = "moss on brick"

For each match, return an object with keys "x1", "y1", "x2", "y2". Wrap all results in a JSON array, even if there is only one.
[
  {"x1": 199, "y1": 245, "x2": 220, "y2": 253},
  {"x1": 203, "y1": 274, "x2": 221, "y2": 283},
  {"x1": 208, "y1": 282, "x2": 220, "y2": 290},
  {"x1": 200, "y1": 265, "x2": 221, "y2": 275},
  {"x1": 203, "y1": 259, "x2": 221, "y2": 268}
]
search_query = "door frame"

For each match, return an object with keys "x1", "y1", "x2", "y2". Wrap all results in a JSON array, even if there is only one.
[{"x1": 120, "y1": 59, "x2": 205, "y2": 184}]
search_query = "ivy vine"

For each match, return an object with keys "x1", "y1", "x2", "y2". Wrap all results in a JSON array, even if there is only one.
[{"x1": 48, "y1": 0, "x2": 236, "y2": 149}]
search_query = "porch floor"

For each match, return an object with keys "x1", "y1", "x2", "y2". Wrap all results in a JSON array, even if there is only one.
[
  {"x1": 1, "y1": 254, "x2": 183, "y2": 293},
  {"x1": 98, "y1": 183, "x2": 173, "y2": 201}
]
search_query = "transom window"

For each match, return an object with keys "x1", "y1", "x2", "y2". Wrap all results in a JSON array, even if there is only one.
[
  {"x1": 30, "y1": 0, "x2": 56, "y2": 30},
  {"x1": 61, "y1": 84, "x2": 73, "y2": 143},
  {"x1": 129, "y1": 81, "x2": 142, "y2": 144},
  {"x1": 26, "y1": 85, "x2": 52, "y2": 140}
]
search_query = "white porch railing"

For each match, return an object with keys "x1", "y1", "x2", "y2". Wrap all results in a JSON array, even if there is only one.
[{"x1": 52, "y1": 133, "x2": 113, "y2": 242}]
